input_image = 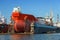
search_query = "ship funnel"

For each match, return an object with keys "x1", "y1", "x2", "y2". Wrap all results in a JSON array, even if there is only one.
[{"x1": 13, "y1": 7, "x2": 21, "y2": 12}]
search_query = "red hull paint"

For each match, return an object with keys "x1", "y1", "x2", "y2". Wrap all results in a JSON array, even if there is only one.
[
  {"x1": 12, "y1": 12, "x2": 37, "y2": 33},
  {"x1": 14, "y1": 20, "x2": 25, "y2": 32}
]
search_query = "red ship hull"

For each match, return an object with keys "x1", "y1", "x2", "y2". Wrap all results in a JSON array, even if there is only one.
[
  {"x1": 14, "y1": 20, "x2": 25, "y2": 33},
  {"x1": 11, "y1": 12, "x2": 37, "y2": 33}
]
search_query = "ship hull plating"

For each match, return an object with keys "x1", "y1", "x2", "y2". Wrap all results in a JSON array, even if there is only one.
[{"x1": 11, "y1": 11, "x2": 37, "y2": 33}]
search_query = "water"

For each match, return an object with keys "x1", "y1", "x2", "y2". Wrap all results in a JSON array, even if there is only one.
[{"x1": 0, "y1": 33, "x2": 60, "y2": 40}]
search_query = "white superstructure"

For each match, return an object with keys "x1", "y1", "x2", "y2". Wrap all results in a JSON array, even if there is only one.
[
  {"x1": 13, "y1": 7, "x2": 20, "y2": 12},
  {"x1": 0, "y1": 13, "x2": 6, "y2": 24},
  {"x1": 54, "y1": 23, "x2": 60, "y2": 27}
]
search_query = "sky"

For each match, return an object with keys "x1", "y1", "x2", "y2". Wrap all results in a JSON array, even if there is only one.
[{"x1": 0, "y1": 0, "x2": 60, "y2": 23}]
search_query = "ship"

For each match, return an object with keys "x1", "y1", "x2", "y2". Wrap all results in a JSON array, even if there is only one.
[
  {"x1": 0, "y1": 7, "x2": 60, "y2": 34},
  {"x1": 10, "y1": 7, "x2": 60, "y2": 34},
  {"x1": 34, "y1": 12, "x2": 60, "y2": 34},
  {"x1": 34, "y1": 17, "x2": 57, "y2": 34},
  {"x1": 11, "y1": 7, "x2": 37, "y2": 33},
  {"x1": 0, "y1": 13, "x2": 8, "y2": 33}
]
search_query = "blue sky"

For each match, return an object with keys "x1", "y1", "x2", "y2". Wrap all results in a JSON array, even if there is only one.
[{"x1": 0, "y1": 0, "x2": 60, "y2": 23}]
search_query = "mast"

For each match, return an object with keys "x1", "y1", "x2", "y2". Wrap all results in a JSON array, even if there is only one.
[
  {"x1": 50, "y1": 9, "x2": 53, "y2": 26},
  {"x1": 0, "y1": 11, "x2": 2, "y2": 18},
  {"x1": 50, "y1": 9, "x2": 53, "y2": 19},
  {"x1": 57, "y1": 14, "x2": 59, "y2": 23}
]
